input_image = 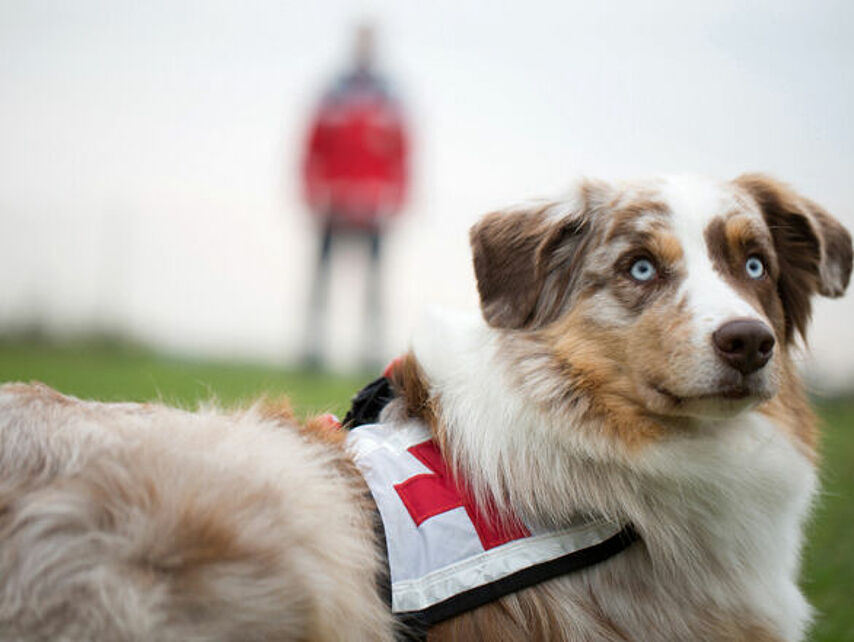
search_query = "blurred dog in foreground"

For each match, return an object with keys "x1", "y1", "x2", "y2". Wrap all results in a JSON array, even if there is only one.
[{"x1": 0, "y1": 174, "x2": 850, "y2": 641}]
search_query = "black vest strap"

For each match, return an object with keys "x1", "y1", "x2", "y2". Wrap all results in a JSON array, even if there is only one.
[
  {"x1": 343, "y1": 376, "x2": 394, "y2": 429},
  {"x1": 395, "y1": 525, "x2": 639, "y2": 637}
]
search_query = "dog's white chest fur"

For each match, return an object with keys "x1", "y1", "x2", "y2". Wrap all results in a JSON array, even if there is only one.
[
  {"x1": 411, "y1": 309, "x2": 816, "y2": 640},
  {"x1": 637, "y1": 410, "x2": 817, "y2": 639}
]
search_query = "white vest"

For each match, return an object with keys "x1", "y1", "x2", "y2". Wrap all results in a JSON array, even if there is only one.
[{"x1": 346, "y1": 421, "x2": 635, "y2": 629}]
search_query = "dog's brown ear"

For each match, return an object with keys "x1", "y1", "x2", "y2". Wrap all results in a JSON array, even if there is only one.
[
  {"x1": 470, "y1": 181, "x2": 607, "y2": 329},
  {"x1": 735, "y1": 173, "x2": 853, "y2": 340}
]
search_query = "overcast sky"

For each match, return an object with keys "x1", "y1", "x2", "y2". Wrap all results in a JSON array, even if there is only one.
[{"x1": 1, "y1": 0, "x2": 852, "y2": 388}]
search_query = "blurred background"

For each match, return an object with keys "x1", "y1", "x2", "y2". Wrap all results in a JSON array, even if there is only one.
[
  {"x1": 1, "y1": 2, "x2": 853, "y2": 637},
  {"x1": 2, "y1": 0, "x2": 853, "y2": 385}
]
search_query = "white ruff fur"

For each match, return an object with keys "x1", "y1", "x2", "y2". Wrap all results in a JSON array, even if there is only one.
[{"x1": 412, "y1": 308, "x2": 815, "y2": 640}]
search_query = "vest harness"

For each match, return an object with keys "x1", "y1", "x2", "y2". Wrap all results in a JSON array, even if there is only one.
[{"x1": 343, "y1": 376, "x2": 638, "y2": 639}]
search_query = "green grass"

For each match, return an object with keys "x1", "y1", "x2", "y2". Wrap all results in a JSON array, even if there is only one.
[
  {"x1": 804, "y1": 398, "x2": 854, "y2": 642},
  {"x1": 0, "y1": 340, "x2": 852, "y2": 640},
  {"x1": 0, "y1": 339, "x2": 369, "y2": 419}
]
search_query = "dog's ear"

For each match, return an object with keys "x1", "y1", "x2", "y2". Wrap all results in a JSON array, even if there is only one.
[
  {"x1": 469, "y1": 180, "x2": 607, "y2": 329},
  {"x1": 734, "y1": 173, "x2": 853, "y2": 340}
]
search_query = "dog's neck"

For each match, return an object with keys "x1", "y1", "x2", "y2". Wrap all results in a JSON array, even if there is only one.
[{"x1": 411, "y1": 308, "x2": 816, "y2": 584}]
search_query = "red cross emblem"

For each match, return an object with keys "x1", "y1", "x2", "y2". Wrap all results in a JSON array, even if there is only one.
[{"x1": 393, "y1": 440, "x2": 530, "y2": 550}]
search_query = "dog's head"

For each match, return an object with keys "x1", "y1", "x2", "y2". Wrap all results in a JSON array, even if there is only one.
[{"x1": 471, "y1": 175, "x2": 852, "y2": 421}]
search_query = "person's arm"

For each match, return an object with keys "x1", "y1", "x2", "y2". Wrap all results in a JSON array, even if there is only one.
[
  {"x1": 384, "y1": 110, "x2": 409, "y2": 215},
  {"x1": 302, "y1": 112, "x2": 330, "y2": 213}
]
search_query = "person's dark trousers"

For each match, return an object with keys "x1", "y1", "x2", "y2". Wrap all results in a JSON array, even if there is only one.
[
  {"x1": 362, "y1": 226, "x2": 383, "y2": 370},
  {"x1": 302, "y1": 218, "x2": 384, "y2": 370}
]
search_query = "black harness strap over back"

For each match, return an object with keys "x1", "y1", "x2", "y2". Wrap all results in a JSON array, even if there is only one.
[{"x1": 343, "y1": 375, "x2": 394, "y2": 429}]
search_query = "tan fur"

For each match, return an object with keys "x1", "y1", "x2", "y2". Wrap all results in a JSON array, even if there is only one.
[
  {"x1": 649, "y1": 231, "x2": 684, "y2": 266},
  {"x1": 758, "y1": 354, "x2": 819, "y2": 458},
  {"x1": 539, "y1": 303, "x2": 668, "y2": 449},
  {"x1": 427, "y1": 589, "x2": 569, "y2": 641},
  {"x1": 429, "y1": 578, "x2": 787, "y2": 642},
  {"x1": 0, "y1": 383, "x2": 392, "y2": 641},
  {"x1": 387, "y1": 352, "x2": 436, "y2": 425},
  {"x1": 723, "y1": 214, "x2": 763, "y2": 250}
]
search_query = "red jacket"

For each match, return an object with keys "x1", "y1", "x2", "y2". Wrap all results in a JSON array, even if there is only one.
[{"x1": 302, "y1": 70, "x2": 409, "y2": 228}]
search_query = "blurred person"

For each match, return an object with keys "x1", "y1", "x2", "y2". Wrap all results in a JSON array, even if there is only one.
[{"x1": 300, "y1": 23, "x2": 409, "y2": 370}]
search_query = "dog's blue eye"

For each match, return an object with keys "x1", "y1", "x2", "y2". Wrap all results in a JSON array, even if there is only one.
[
  {"x1": 745, "y1": 256, "x2": 765, "y2": 279},
  {"x1": 629, "y1": 258, "x2": 657, "y2": 282}
]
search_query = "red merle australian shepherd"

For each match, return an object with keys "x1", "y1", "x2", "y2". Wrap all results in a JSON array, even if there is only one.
[{"x1": 0, "y1": 174, "x2": 850, "y2": 641}]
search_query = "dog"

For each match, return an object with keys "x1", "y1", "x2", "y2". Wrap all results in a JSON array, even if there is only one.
[{"x1": 0, "y1": 174, "x2": 850, "y2": 641}]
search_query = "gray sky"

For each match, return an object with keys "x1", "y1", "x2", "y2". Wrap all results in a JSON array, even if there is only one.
[{"x1": 1, "y1": 0, "x2": 853, "y2": 387}]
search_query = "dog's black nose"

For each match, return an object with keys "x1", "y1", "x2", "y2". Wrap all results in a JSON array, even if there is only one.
[{"x1": 713, "y1": 320, "x2": 775, "y2": 375}]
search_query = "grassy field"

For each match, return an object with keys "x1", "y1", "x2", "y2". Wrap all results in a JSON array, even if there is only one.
[
  {"x1": 0, "y1": 340, "x2": 368, "y2": 419},
  {"x1": 0, "y1": 340, "x2": 852, "y2": 641}
]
